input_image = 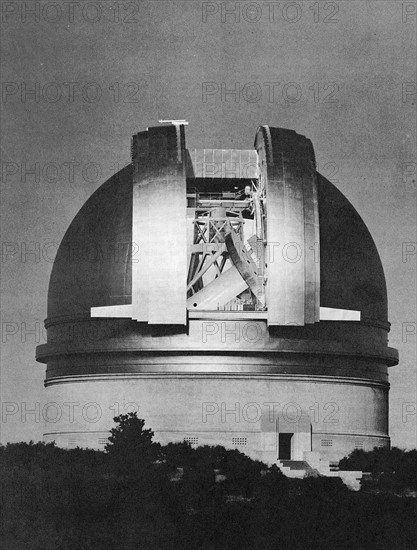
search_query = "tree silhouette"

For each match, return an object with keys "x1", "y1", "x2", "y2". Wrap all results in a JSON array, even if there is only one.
[
  {"x1": 339, "y1": 447, "x2": 417, "y2": 492},
  {"x1": 105, "y1": 412, "x2": 162, "y2": 476}
]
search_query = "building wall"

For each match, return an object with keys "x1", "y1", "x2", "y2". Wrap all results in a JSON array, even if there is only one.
[{"x1": 43, "y1": 374, "x2": 389, "y2": 463}]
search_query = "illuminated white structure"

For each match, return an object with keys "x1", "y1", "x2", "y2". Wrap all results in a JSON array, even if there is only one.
[{"x1": 37, "y1": 124, "x2": 398, "y2": 472}]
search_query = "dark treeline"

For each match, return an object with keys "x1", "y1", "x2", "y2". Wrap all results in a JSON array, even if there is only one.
[
  {"x1": 340, "y1": 446, "x2": 417, "y2": 493},
  {"x1": 1, "y1": 413, "x2": 416, "y2": 550}
]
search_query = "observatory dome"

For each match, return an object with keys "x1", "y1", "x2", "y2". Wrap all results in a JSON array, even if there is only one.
[{"x1": 37, "y1": 124, "x2": 398, "y2": 467}]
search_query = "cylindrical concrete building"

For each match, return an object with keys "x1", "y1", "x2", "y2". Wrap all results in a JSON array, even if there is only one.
[{"x1": 36, "y1": 124, "x2": 398, "y2": 467}]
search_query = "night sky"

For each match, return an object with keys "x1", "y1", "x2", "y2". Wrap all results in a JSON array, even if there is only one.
[{"x1": 1, "y1": 1, "x2": 416, "y2": 448}]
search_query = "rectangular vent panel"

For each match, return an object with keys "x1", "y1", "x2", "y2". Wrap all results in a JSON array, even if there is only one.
[{"x1": 232, "y1": 437, "x2": 247, "y2": 446}]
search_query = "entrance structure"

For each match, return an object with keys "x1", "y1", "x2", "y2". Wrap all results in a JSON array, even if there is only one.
[{"x1": 36, "y1": 124, "x2": 398, "y2": 469}]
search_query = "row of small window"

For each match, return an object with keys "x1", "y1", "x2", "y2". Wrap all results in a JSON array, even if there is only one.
[
  {"x1": 232, "y1": 437, "x2": 248, "y2": 446},
  {"x1": 321, "y1": 440, "x2": 375, "y2": 449},
  {"x1": 184, "y1": 437, "x2": 248, "y2": 446}
]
